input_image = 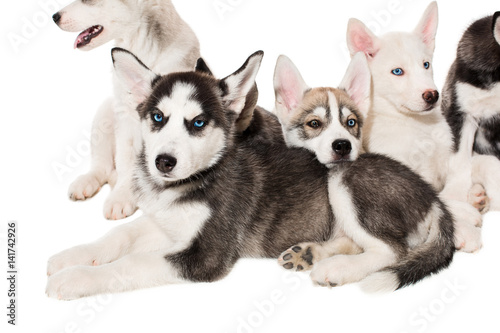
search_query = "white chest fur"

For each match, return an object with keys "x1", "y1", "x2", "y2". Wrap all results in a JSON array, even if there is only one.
[
  {"x1": 456, "y1": 82, "x2": 500, "y2": 120},
  {"x1": 364, "y1": 104, "x2": 452, "y2": 191},
  {"x1": 138, "y1": 185, "x2": 211, "y2": 253}
]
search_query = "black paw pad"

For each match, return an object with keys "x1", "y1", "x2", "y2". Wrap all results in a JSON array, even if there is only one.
[
  {"x1": 292, "y1": 246, "x2": 302, "y2": 253},
  {"x1": 283, "y1": 262, "x2": 294, "y2": 270},
  {"x1": 283, "y1": 253, "x2": 292, "y2": 261}
]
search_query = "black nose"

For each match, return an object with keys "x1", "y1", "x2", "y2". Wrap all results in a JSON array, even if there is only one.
[
  {"x1": 332, "y1": 140, "x2": 352, "y2": 157},
  {"x1": 52, "y1": 12, "x2": 61, "y2": 24},
  {"x1": 422, "y1": 89, "x2": 439, "y2": 105},
  {"x1": 155, "y1": 154, "x2": 177, "y2": 173}
]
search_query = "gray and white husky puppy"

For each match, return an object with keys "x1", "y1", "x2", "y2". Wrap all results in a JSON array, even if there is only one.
[
  {"x1": 274, "y1": 53, "x2": 455, "y2": 292},
  {"x1": 45, "y1": 49, "x2": 361, "y2": 300},
  {"x1": 53, "y1": 0, "x2": 200, "y2": 220}
]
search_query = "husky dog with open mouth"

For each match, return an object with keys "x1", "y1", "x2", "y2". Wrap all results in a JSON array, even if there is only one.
[
  {"x1": 52, "y1": 0, "x2": 200, "y2": 220},
  {"x1": 274, "y1": 53, "x2": 455, "y2": 292}
]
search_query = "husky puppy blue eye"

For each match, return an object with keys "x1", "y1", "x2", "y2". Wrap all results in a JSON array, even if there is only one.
[
  {"x1": 347, "y1": 119, "x2": 357, "y2": 127},
  {"x1": 424, "y1": 62, "x2": 430, "y2": 69},
  {"x1": 391, "y1": 68, "x2": 404, "y2": 76},
  {"x1": 193, "y1": 120, "x2": 206, "y2": 129},
  {"x1": 153, "y1": 113, "x2": 163, "y2": 122}
]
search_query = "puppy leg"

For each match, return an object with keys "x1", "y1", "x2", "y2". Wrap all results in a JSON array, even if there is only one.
[
  {"x1": 279, "y1": 237, "x2": 362, "y2": 271},
  {"x1": 310, "y1": 247, "x2": 397, "y2": 287},
  {"x1": 440, "y1": 122, "x2": 490, "y2": 213},
  {"x1": 103, "y1": 107, "x2": 141, "y2": 220},
  {"x1": 472, "y1": 154, "x2": 500, "y2": 211},
  {"x1": 445, "y1": 199, "x2": 483, "y2": 252},
  {"x1": 68, "y1": 97, "x2": 116, "y2": 201},
  {"x1": 468, "y1": 184, "x2": 490, "y2": 214},
  {"x1": 441, "y1": 163, "x2": 488, "y2": 214},
  {"x1": 312, "y1": 177, "x2": 397, "y2": 286},
  {"x1": 47, "y1": 216, "x2": 171, "y2": 276},
  {"x1": 454, "y1": 220, "x2": 483, "y2": 253},
  {"x1": 46, "y1": 251, "x2": 183, "y2": 300}
]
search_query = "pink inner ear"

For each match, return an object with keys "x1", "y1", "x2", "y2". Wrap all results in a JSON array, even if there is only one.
[
  {"x1": 341, "y1": 55, "x2": 370, "y2": 114},
  {"x1": 350, "y1": 85, "x2": 363, "y2": 107},
  {"x1": 278, "y1": 72, "x2": 302, "y2": 111},
  {"x1": 354, "y1": 34, "x2": 373, "y2": 54},
  {"x1": 348, "y1": 26, "x2": 379, "y2": 57},
  {"x1": 416, "y1": 3, "x2": 438, "y2": 49},
  {"x1": 494, "y1": 19, "x2": 500, "y2": 44},
  {"x1": 347, "y1": 77, "x2": 366, "y2": 109},
  {"x1": 421, "y1": 21, "x2": 437, "y2": 47},
  {"x1": 283, "y1": 89, "x2": 299, "y2": 111}
]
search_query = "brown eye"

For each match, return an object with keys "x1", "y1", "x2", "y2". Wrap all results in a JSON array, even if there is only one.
[{"x1": 307, "y1": 120, "x2": 321, "y2": 128}]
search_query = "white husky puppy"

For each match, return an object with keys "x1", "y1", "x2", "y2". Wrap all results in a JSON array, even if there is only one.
[
  {"x1": 346, "y1": 2, "x2": 486, "y2": 252},
  {"x1": 53, "y1": 0, "x2": 200, "y2": 219}
]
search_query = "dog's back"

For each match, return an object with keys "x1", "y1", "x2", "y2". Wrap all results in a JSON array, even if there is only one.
[{"x1": 157, "y1": 107, "x2": 334, "y2": 282}]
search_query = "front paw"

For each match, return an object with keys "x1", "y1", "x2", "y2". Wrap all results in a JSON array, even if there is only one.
[
  {"x1": 47, "y1": 245, "x2": 100, "y2": 276},
  {"x1": 103, "y1": 188, "x2": 137, "y2": 220},
  {"x1": 454, "y1": 222, "x2": 483, "y2": 253},
  {"x1": 68, "y1": 171, "x2": 106, "y2": 201},
  {"x1": 310, "y1": 256, "x2": 357, "y2": 288},
  {"x1": 46, "y1": 266, "x2": 97, "y2": 300},
  {"x1": 278, "y1": 243, "x2": 319, "y2": 271},
  {"x1": 468, "y1": 184, "x2": 490, "y2": 214}
]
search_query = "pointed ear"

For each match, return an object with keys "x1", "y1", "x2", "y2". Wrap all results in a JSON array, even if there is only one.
[
  {"x1": 414, "y1": 1, "x2": 438, "y2": 52},
  {"x1": 219, "y1": 51, "x2": 264, "y2": 115},
  {"x1": 339, "y1": 52, "x2": 371, "y2": 118},
  {"x1": 112, "y1": 48, "x2": 158, "y2": 105},
  {"x1": 493, "y1": 12, "x2": 500, "y2": 45},
  {"x1": 235, "y1": 83, "x2": 259, "y2": 133},
  {"x1": 273, "y1": 55, "x2": 309, "y2": 124},
  {"x1": 346, "y1": 18, "x2": 381, "y2": 58},
  {"x1": 195, "y1": 58, "x2": 214, "y2": 76}
]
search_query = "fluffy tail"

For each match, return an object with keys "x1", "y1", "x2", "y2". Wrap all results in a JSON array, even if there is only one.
[{"x1": 361, "y1": 202, "x2": 456, "y2": 293}]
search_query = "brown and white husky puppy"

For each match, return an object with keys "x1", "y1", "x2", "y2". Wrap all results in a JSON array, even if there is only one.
[{"x1": 274, "y1": 53, "x2": 455, "y2": 292}]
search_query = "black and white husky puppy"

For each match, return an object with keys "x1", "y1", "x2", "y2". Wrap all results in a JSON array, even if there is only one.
[
  {"x1": 441, "y1": 12, "x2": 500, "y2": 213},
  {"x1": 45, "y1": 49, "x2": 362, "y2": 300},
  {"x1": 443, "y1": 12, "x2": 500, "y2": 159},
  {"x1": 274, "y1": 53, "x2": 455, "y2": 292}
]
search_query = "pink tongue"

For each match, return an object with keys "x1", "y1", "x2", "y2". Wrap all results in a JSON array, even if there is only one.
[{"x1": 74, "y1": 29, "x2": 91, "y2": 49}]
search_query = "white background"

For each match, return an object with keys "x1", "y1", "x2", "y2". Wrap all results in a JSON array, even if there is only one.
[{"x1": 2, "y1": 0, "x2": 500, "y2": 332}]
